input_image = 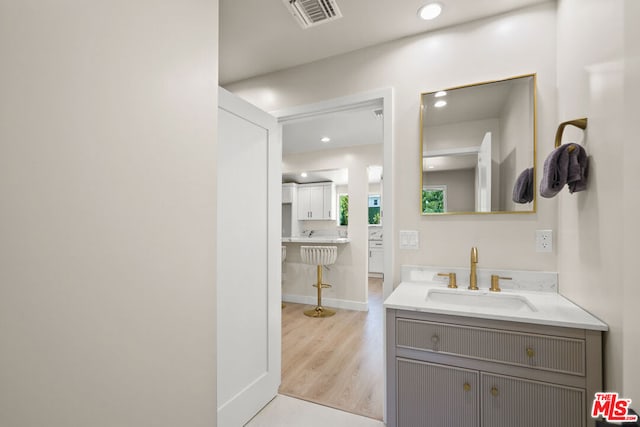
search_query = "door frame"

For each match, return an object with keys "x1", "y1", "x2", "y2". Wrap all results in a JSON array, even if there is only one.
[{"x1": 272, "y1": 88, "x2": 393, "y2": 423}]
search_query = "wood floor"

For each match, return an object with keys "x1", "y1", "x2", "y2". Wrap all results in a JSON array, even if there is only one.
[{"x1": 280, "y1": 278, "x2": 384, "y2": 421}]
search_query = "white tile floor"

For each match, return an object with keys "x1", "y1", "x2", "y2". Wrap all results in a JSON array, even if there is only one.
[{"x1": 245, "y1": 395, "x2": 386, "y2": 427}]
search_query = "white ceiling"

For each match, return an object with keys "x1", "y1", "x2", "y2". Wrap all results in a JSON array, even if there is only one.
[
  {"x1": 219, "y1": 0, "x2": 548, "y2": 84},
  {"x1": 282, "y1": 165, "x2": 382, "y2": 185},
  {"x1": 423, "y1": 153, "x2": 477, "y2": 171},
  {"x1": 283, "y1": 168, "x2": 349, "y2": 185},
  {"x1": 423, "y1": 79, "x2": 516, "y2": 127},
  {"x1": 282, "y1": 101, "x2": 383, "y2": 154}
]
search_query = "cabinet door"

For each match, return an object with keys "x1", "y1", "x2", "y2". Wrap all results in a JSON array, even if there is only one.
[
  {"x1": 369, "y1": 248, "x2": 384, "y2": 274},
  {"x1": 397, "y1": 358, "x2": 479, "y2": 427},
  {"x1": 307, "y1": 185, "x2": 324, "y2": 219},
  {"x1": 297, "y1": 186, "x2": 311, "y2": 219},
  {"x1": 282, "y1": 184, "x2": 293, "y2": 204},
  {"x1": 481, "y1": 373, "x2": 584, "y2": 427},
  {"x1": 323, "y1": 183, "x2": 336, "y2": 220}
]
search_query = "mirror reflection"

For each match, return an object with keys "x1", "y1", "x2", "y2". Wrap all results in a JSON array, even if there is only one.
[{"x1": 421, "y1": 74, "x2": 536, "y2": 215}]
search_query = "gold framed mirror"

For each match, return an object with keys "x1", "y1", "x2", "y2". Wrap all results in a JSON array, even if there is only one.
[{"x1": 420, "y1": 74, "x2": 537, "y2": 215}]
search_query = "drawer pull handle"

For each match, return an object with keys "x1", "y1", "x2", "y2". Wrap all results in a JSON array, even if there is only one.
[
  {"x1": 463, "y1": 383, "x2": 471, "y2": 392},
  {"x1": 526, "y1": 347, "x2": 535, "y2": 358},
  {"x1": 431, "y1": 335, "x2": 439, "y2": 344},
  {"x1": 490, "y1": 386, "x2": 499, "y2": 397}
]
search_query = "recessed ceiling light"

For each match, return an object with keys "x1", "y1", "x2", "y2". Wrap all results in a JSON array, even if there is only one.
[
  {"x1": 434, "y1": 100, "x2": 447, "y2": 108},
  {"x1": 428, "y1": 165, "x2": 435, "y2": 169},
  {"x1": 434, "y1": 91, "x2": 447, "y2": 97},
  {"x1": 320, "y1": 136, "x2": 331, "y2": 143},
  {"x1": 418, "y1": 3, "x2": 442, "y2": 20},
  {"x1": 301, "y1": 172, "x2": 308, "y2": 177}
]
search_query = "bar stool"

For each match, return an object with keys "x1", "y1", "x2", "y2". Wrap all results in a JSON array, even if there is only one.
[
  {"x1": 300, "y1": 245, "x2": 337, "y2": 318},
  {"x1": 281, "y1": 246, "x2": 286, "y2": 309}
]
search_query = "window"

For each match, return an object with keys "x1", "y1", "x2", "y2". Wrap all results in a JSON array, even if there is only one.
[
  {"x1": 338, "y1": 194, "x2": 349, "y2": 226},
  {"x1": 368, "y1": 195, "x2": 381, "y2": 224},
  {"x1": 337, "y1": 194, "x2": 382, "y2": 225},
  {"x1": 422, "y1": 185, "x2": 447, "y2": 213}
]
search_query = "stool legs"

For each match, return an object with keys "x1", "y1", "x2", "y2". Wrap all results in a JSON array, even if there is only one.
[{"x1": 304, "y1": 264, "x2": 336, "y2": 318}]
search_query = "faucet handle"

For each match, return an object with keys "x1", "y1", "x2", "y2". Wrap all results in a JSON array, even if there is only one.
[
  {"x1": 490, "y1": 275, "x2": 512, "y2": 292},
  {"x1": 437, "y1": 272, "x2": 457, "y2": 289}
]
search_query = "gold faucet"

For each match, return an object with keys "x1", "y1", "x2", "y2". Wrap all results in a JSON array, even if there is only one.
[
  {"x1": 490, "y1": 275, "x2": 512, "y2": 292},
  {"x1": 437, "y1": 272, "x2": 457, "y2": 289},
  {"x1": 469, "y1": 247, "x2": 479, "y2": 290}
]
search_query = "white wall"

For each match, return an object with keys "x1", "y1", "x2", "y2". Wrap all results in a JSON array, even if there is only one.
[
  {"x1": 499, "y1": 78, "x2": 535, "y2": 211},
  {"x1": 556, "y1": 0, "x2": 631, "y2": 398},
  {"x1": 424, "y1": 169, "x2": 476, "y2": 212},
  {"x1": 226, "y1": 2, "x2": 558, "y2": 283},
  {"x1": 282, "y1": 144, "x2": 382, "y2": 307},
  {"x1": 369, "y1": 182, "x2": 382, "y2": 195},
  {"x1": 623, "y1": 0, "x2": 640, "y2": 403},
  {"x1": 0, "y1": 2, "x2": 219, "y2": 426}
]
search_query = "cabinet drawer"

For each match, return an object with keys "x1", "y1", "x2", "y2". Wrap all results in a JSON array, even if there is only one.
[{"x1": 396, "y1": 319, "x2": 585, "y2": 375}]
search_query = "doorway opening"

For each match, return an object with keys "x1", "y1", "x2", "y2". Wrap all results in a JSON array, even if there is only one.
[
  {"x1": 274, "y1": 89, "x2": 393, "y2": 421},
  {"x1": 274, "y1": 88, "x2": 393, "y2": 300}
]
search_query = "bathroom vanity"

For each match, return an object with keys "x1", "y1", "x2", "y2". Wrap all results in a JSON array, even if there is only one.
[{"x1": 385, "y1": 266, "x2": 607, "y2": 427}]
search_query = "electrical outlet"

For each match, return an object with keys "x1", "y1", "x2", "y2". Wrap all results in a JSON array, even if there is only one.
[{"x1": 536, "y1": 229, "x2": 553, "y2": 253}]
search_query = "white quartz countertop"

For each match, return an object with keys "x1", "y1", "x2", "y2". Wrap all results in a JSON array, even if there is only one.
[
  {"x1": 282, "y1": 237, "x2": 351, "y2": 244},
  {"x1": 384, "y1": 281, "x2": 608, "y2": 331}
]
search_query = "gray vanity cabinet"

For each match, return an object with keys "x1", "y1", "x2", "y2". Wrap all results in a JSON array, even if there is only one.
[
  {"x1": 386, "y1": 309, "x2": 602, "y2": 427},
  {"x1": 397, "y1": 358, "x2": 479, "y2": 427},
  {"x1": 481, "y1": 373, "x2": 584, "y2": 427}
]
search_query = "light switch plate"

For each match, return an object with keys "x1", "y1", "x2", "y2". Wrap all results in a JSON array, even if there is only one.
[{"x1": 399, "y1": 230, "x2": 419, "y2": 250}]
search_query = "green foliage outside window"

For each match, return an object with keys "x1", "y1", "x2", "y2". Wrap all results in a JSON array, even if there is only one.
[
  {"x1": 422, "y1": 189, "x2": 445, "y2": 213},
  {"x1": 339, "y1": 194, "x2": 349, "y2": 226},
  {"x1": 339, "y1": 194, "x2": 382, "y2": 225},
  {"x1": 368, "y1": 208, "x2": 381, "y2": 224}
]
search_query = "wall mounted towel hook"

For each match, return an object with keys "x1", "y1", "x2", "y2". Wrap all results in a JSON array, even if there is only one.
[{"x1": 554, "y1": 118, "x2": 588, "y2": 152}]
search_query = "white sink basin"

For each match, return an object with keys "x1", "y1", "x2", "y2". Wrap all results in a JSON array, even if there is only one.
[{"x1": 426, "y1": 289, "x2": 537, "y2": 313}]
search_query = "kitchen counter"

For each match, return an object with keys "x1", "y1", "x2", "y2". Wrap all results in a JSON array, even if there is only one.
[
  {"x1": 282, "y1": 237, "x2": 351, "y2": 244},
  {"x1": 384, "y1": 280, "x2": 608, "y2": 331}
]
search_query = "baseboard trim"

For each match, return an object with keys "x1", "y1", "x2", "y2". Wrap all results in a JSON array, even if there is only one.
[{"x1": 282, "y1": 294, "x2": 369, "y2": 312}]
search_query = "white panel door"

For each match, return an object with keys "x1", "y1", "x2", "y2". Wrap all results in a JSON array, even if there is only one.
[{"x1": 217, "y1": 88, "x2": 281, "y2": 426}]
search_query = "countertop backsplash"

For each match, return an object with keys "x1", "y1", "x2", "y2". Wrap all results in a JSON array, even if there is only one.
[{"x1": 400, "y1": 265, "x2": 558, "y2": 293}]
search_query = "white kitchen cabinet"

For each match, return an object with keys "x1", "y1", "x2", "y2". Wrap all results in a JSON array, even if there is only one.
[
  {"x1": 282, "y1": 183, "x2": 297, "y2": 204},
  {"x1": 297, "y1": 183, "x2": 335, "y2": 220},
  {"x1": 369, "y1": 240, "x2": 384, "y2": 274},
  {"x1": 323, "y1": 183, "x2": 336, "y2": 220}
]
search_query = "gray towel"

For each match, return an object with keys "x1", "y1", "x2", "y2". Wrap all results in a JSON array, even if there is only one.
[
  {"x1": 540, "y1": 143, "x2": 588, "y2": 198},
  {"x1": 512, "y1": 167, "x2": 534, "y2": 203},
  {"x1": 567, "y1": 144, "x2": 589, "y2": 193}
]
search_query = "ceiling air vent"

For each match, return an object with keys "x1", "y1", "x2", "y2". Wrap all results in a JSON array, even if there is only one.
[{"x1": 283, "y1": 0, "x2": 343, "y2": 29}]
